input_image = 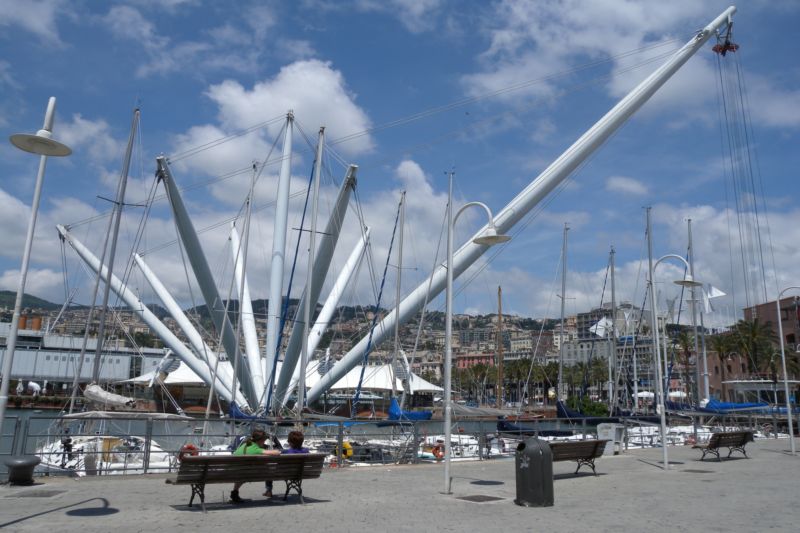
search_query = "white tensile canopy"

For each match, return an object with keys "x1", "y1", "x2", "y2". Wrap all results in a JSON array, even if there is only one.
[{"x1": 124, "y1": 360, "x2": 442, "y2": 393}]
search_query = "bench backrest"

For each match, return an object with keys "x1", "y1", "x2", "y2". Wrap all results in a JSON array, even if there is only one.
[
  {"x1": 548, "y1": 440, "x2": 609, "y2": 461},
  {"x1": 175, "y1": 453, "x2": 326, "y2": 484},
  {"x1": 707, "y1": 431, "x2": 753, "y2": 449}
]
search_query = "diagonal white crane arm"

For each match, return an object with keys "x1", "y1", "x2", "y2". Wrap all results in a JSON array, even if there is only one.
[{"x1": 307, "y1": 6, "x2": 737, "y2": 404}]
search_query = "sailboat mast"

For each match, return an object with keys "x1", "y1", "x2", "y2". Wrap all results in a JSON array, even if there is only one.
[
  {"x1": 297, "y1": 127, "x2": 324, "y2": 416},
  {"x1": 558, "y1": 224, "x2": 568, "y2": 401},
  {"x1": 688, "y1": 219, "x2": 710, "y2": 403},
  {"x1": 90, "y1": 108, "x2": 139, "y2": 383},
  {"x1": 608, "y1": 246, "x2": 616, "y2": 412},
  {"x1": 496, "y1": 286, "x2": 503, "y2": 409},
  {"x1": 646, "y1": 207, "x2": 670, "y2": 470},
  {"x1": 390, "y1": 191, "x2": 406, "y2": 399}
]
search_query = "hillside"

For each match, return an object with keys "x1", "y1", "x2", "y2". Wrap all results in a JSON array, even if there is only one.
[{"x1": 0, "y1": 291, "x2": 61, "y2": 311}]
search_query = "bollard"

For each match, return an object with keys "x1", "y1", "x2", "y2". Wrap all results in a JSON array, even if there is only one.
[{"x1": 4, "y1": 455, "x2": 41, "y2": 485}]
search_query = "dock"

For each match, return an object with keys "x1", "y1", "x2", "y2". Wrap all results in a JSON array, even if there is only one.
[{"x1": 1, "y1": 437, "x2": 797, "y2": 532}]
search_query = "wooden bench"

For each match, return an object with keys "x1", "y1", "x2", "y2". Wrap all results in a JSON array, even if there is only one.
[
  {"x1": 166, "y1": 453, "x2": 326, "y2": 512},
  {"x1": 548, "y1": 439, "x2": 609, "y2": 475},
  {"x1": 692, "y1": 430, "x2": 753, "y2": 461}
]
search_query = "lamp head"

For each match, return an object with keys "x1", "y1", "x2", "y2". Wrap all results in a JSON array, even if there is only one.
[
  {"x1": 10, "y1": 130, "x2": 72, "y2": 157},
  {"x1": 9, "y1": 97, "x2": 71, "y2": 157},
  {"x1": 472, "y1": 224, "x2": 511, "y2": 246},
  {"x1": 673, "y1": 274, "x2": 702, "y2": 288}
]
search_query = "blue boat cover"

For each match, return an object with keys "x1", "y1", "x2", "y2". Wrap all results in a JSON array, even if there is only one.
[{"x1": 388, "y1": 397, "x2": 432, "y2": 421}]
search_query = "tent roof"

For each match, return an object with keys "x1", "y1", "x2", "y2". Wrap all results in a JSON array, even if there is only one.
[
  {"x1": 120, "y1": 360, "x2": 210, "y2": 386},
  {"x1": 124, "y1": 359, "x2": 442, "y2": 394}
]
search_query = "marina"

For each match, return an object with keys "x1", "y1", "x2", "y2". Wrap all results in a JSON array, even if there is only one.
[{"x1": 1, "y1": 4, "x2": 799, "y2": 529}]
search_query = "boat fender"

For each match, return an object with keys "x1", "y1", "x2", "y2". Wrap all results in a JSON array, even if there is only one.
[
  {"x1": 335, "y1": 441, "x2": 353, "y2": 458},
  {"x1": 178, "y1": 443, "x2": 199, "y2": 461},
  {"x1": 432, "y1": 444, "x2": 445, "y2": 460}
]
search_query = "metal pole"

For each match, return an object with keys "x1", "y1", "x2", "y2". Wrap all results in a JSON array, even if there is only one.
[
  {"x1": 646, "y1": 208, "x2": 670, "y2": 470},
  {"x1": 775, "y1": 290, "x2": 797, "y2": 455},
  {"x1": 687, "y1": 220, "x2": 703, "y2": 404},
  {"x1": 91, "y1": 109, "x2": 139, "y2": 383},
  {"x1": 443, "y1": 171, "x2": 454, "y2": 494},
  {"x1": 391, "y1": 191, "x2": 406, "y2": 399},
  {"x1": 558, "y1": 224, "x2": 568, "y2": 401},
  {"x1": 298, "y1": 127, "x2": 324, "y2": 416},
  {"x1": 497, "y1": 286, "x2": 504, "y2": 409},
  {"x1": 0, "y1": 98, "x2": 66, "y2": 428},
  {"x1": 264, "y1": 113, "x2": 294, "y2": 395},
  {"x1": 609, "y1": 246, "x2": 616, "y2": 411}
]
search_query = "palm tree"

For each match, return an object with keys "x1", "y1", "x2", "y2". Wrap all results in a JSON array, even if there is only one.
[
  {"x1": 708, "y1": 333, "x2": 733, "y2": 401},
  {"x1": 731, "y1": 319, "x2": 777, "y2": 375}
]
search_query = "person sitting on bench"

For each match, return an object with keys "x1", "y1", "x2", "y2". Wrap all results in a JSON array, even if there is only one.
[
  {"x1": 264, "y1": 430, "x2": 310, "y2": 498},
  {"x1": 230, "y1": 429, "x2": 280, "y2": 503}
]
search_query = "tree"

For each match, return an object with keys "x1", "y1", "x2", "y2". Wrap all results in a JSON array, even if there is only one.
[
  {"x1": 708, "y1": 333, "x2": 733, "y2": 401},
  {"x1": 731, "y1": 319, "x2": 777, "y2": 375}
]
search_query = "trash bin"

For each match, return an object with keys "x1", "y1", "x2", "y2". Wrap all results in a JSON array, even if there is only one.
[
  {"x1": 4, "y1": 455, "x2": 41, "y2": 485},
  {"x1": 514, "y1": 437, "x2": 553, "y2": 507}
]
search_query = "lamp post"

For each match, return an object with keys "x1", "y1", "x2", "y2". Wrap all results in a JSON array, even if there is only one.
[
  {"x1": 775, "y1": 288, "x2": 798, "y2": 456},
  {"x1": 646, "y1": 209, "x2": 702, "y2": 471},
  {"x1": 0, "y1": 97, "x2": 71, "y2": 430},
  {"x1": 444, "y1": 171, "x2": 510, "y2": 494}
]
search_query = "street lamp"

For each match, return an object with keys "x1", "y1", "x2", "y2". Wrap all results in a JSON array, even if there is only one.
[
  {"x1": 647, "y1": 241, "x2": 702, "y2": 471},
  {"x1": 775, "y1": 288, "x2": 797, "y2": 456},
  {"x1": 444, "y1": 172, "x2": 510, "y2": 494},
  {"x1": 0, "y1": 98, "x2": 71, "y2": 432}
]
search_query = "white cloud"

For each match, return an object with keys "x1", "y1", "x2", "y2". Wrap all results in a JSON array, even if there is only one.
[
  {"x1": 353, "y1": 0, "x2": 444, "y2": 33},
  {"x1": 605, "y1": 175, "x2": 648, "y2": 196},
  {"x1": 57, "y1": 114, "x2": 124, "y2": 165},
  {"x1": 0, "y1": 0, "x2": 66, "y2": 45},
  {"x1": 171, "y1": 60, "x2": 374, "y2": 169},
  {"x1": 100, "y1": 3, "x2": 307, "y2": 78},
  {"x1": 743, "y1": 73, "x2": 800, "y2": 128},
  {"x1": 0, "y1": 268, "x2": 64, "y2": 298},
  {"x1": 463, "y1": 0, "x2": 732, "y2": 122}
]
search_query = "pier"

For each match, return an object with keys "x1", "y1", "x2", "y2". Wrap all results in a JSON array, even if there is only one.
[{"x1": 1, "y1": 437, "x2": 796, "y2": 532}]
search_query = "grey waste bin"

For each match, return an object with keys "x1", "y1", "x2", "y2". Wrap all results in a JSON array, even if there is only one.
[
  {"x1": 4, "y1": 455, "x2": 41, "y2": 485},
  {"x1": 514, "y1": 437, "x2": 553, "y2": 507}
]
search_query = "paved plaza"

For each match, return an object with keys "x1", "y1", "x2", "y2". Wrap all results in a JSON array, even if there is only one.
[{"x1": 1, "y1": 437, "x2": 797, "y2": 532}]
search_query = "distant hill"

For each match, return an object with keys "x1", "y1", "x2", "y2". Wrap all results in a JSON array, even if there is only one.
[{"x1": 0, "y1": 291, "x2": 61, "y2": 311}]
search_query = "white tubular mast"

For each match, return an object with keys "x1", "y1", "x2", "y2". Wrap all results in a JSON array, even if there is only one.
[
  {"x1": 58, "y1": 225, "x2": 239, "y2": 405},
  {"x1": 156, "y1": 156, "x2": 257, "y2": 407},
  {"x1": 308, "y1": 5, "x2": 737, "y2": 404},
  {"x1": 280, "y1": 227, "x2": 369, "y2": 407},
  {"x1": 230, "y1": 224, "x2": 265, "y2": 396},
  {"x1": 133, "y1": 253, "x2": 238, "y2": 401},
  {"x1": 271, "y1": 165, "x2": 357, "y2": 410},
  {"x1": 264, "y1": 112, "x2": 295, "y2": 390}
]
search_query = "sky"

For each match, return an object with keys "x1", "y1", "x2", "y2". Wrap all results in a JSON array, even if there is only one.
[{"x1": 0, "y1": 0, "x2": 798, "y2": 331}]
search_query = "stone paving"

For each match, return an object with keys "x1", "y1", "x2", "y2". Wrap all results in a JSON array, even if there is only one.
[{"x1": 1, "y1": 437, "x2": 797, "y2": 532}]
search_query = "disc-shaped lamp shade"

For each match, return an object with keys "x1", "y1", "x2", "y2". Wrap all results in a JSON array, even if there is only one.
[
  {"x1": 472, "y1": 225, "x2": 511, "y2": 246},
  {"x1": 673, "y1": 274, "x2": 702, "y2": 288},
  {"x1": 10, "y1": 130, "x2": 72, "y2": 157}
]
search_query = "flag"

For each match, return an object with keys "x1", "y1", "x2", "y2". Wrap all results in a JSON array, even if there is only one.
[{"x1": 703, "y1": 284, "x2": 727, "y2": 313}]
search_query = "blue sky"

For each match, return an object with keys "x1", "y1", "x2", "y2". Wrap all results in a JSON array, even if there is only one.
[{"x1": 1, "y1": 0, "x2": 798, "y2": 328}]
